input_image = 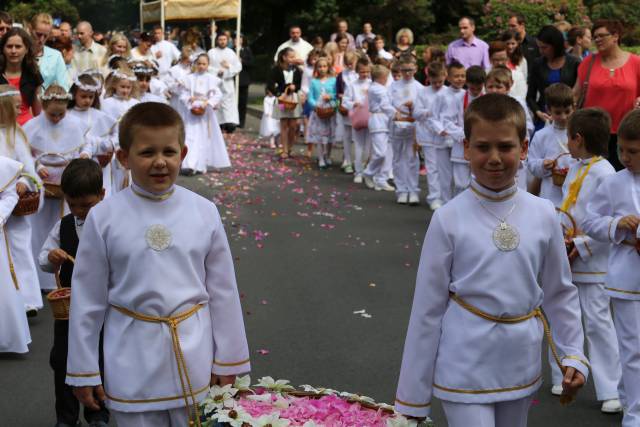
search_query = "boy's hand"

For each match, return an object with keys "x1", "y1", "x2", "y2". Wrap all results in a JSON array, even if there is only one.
[
  {"x1": 543, "y1": 159, "x2": 555, "y2": 170},
  {"x1": 73, "y1": 385, "x2": 106, "y2": 411},
  {"x1": 16, "y1": 182, "x2": 28, "y2": 196},
  {"x1": 568, "y1": 246, "x2": 579, "y2": 263},
  {"x1": 353, "y1": 102, "x2": 361, "y2": 109},
  {"x1": 404, "y1": 101, "x2": 413, "y2": 109},
  {"x1": 38, "y1": 167, "x2": 49, "y2": 179},
  {"x1": 322, "y1": 94, "x2": 331, "y2": 101},
  {"x1": 618, "y1": 215, "x2": 640, "y2": 233},
  {"x1": 561, "y1": 367, "x2": 585, "y2": 400},
  {"x1": 48, "y1": 249, "x2": 70, "y2": 266},
  {"x1": 210, "y1": 374, "x2": 236, "y2": 387},
  {"x1": 440, "y1": 130, "x2": 448, "y2": 136}
]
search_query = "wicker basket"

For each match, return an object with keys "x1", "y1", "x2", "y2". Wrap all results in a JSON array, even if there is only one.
[
  {"x1": 394, "y1": 115, "x2": 415, "y2": 123},
  {"x1": 96, "y1": 151, "x2": 113, "y2": 168},
  {"x1": 190, "y1": 106, "x2": 206, "y2": 116},
  {"x1": 551, "y1": 153, "x2": 570, "y2": 186},
  {"x1": 12, "y1": 191, "x2": 40, "y2": 216},
  {"x1": 316, "y1": 106, "x2": 335, "y2": 119},
  {"x1": 338, "y1": 105, "x2": 349, "y2": 116},
  {"x1": 279, "y1": 99, "x2": 298, "y2": 111},
  {"x1": 47, "y1": 268, "x2": 72, "y2": 320},
  {"x1": 556, "y1": 207, "x2": 578, "y2": 240},
  {"x1": 44, "y1": 182, "x2": 63, "y2": 199}
]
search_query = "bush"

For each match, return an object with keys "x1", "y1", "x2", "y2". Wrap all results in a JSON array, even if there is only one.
[{"x1": 481, "y1": 0, "x2": 590, "y2": 40}]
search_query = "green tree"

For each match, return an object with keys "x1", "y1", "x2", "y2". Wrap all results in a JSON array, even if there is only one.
[{"x1": 8, "y1": 0, "x2": 79, "y2": 25}]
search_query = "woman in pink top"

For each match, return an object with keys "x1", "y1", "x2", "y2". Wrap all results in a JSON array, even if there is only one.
[{"x1": 574, "y1": 19, "x2": 640, "y2": 170}]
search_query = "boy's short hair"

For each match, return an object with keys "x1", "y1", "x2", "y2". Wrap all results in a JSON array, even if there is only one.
[
  {"x1": 61, "y1": 159, "x2": 103, "y2": 198},
  {"x1": 427, "y1": 61, "x2": 446, "y2": 78},
  {"x1": 390, "y1": 60, "x2": 401, "y2": 71},
  {"x1": 371, "y1": 64, "x2": 390, "y2": 80},
  {"x1": 618, "y1": 109, "x2": 640, "y2": 142},
  {"x1": 464, "y1": 93, "x2": 526, "y2": 142},
  {"x1": 344, "y1": 50, "x2": 360, "y2": 66},
  {"x1": 544, "y1": 83, "x2": 574, "y2": 109},
  {"x1": 355, "y1": 56, "x2": 370, "y2": 71},
  {"x1": 119, "y1": 102, "x2": 186, "y2": 151},
  {"x1": 486, "y1": 65, "x2": 513, "y2": 86},
  {"x1": 466, "y1": 65, "x2": 486, "y2": 85},
  {"x1": 567, "y1": 108, "x2": 611, "y2": 157},
  {"x1": 397, "y1": 54, "x2": 417, "y2": 66},
  {"x1": 447, "y1": 61, "x2": 465, "y2": 73}
]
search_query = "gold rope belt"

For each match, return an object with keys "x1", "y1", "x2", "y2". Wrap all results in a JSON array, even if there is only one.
[
  {"x1": 3, "y1": 225, "x2": 18, "y2": 290},
  {"x1": 112, "y1": 303, "x2": 205, "y2": 426},
  {"x1": 449, "y1": 292, "x2": 576, "y2": 404}
]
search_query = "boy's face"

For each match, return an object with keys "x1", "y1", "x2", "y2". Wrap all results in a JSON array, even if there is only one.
[
  {"x1": 618, "y1": 138, "x2": 640, "y2": 173},
  {"x1": 448, "y1": 67, "x2": 466, "y2": 89},
  {"x1": 375, "y1": 73, "x2": 388, "y2": 85},
  {"x1": 567, "y1": 130, "x2": 587, "y2": 160},
  {"x1": 464, "y1": 119, "x2": 528, "y2": 191},
  {"x1": 375, "y1": 39, "x2": 384, "y2": 51},
  {"x1": 117, "y1": 126, "x2": 187, "y2": 194},
  {"x1": 399, "y1": 64, "x2": 416, "y2": 81},
  {"x1": 65, "y1": 191, "x2": 105, "y2": 220},
  {"x1": 357, "y1": 65, "x2": 370, "y2": 80},
  {"x1": 430, "y1": 74, "x2": 446, "y2": 91},
  {"x1": 196, "y1": 57, "x2": 209, "y2": 73},
  {"x1": 485, "y1": 79, "x2": 510, "y2": 95},
  {"x1": 549, "y1": 105, "x2": 573, "y2": 128},
  {"x1": 391, "y1": 70, "x2": 401, "y2": 81},
  {"x1": 468, "y1": 83, "x2": 484, "y2": 98}
]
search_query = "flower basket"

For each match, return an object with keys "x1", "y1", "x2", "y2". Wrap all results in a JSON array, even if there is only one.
[
  {"x1": 316, "y1": 106, "x2": 335, "y2": 119},
  {"x1": 338, "y1": 104, "x2": 349, "y2": 116},
  {"x1": 96, "y1": 151, "x2": 114, "y2": 168},
  {"x1": 191, "y1": 106, "x2": 207, "y2": 116},
  {"x1": 13, "y1": 191, "x2": 40, "y2": 216},
  {"x1": 394, "y1": 115, "x2": 415, "y2": 123},
  {"x1": 47, "y1": 267, "x2": 72, "y2": 321},
  {"x1": 552, "y1": 153, "x2": 570, "y2": 187},
  {"x1": 202, "y1": 376, "x2": 432, "y2": 427},
  {"x1": 279, "y1": 99, "x2": 298, "y2": 112},
  {"x1": 36, "y1": 153, "x2": 68, "y2": 199}
]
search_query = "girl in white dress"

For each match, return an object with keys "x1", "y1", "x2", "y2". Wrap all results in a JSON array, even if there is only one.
[
  {"x1": 163, "y1": 47, "x2": 193, "y2": 116},
  {"x1": 101, "y1": 67, "x2": 139, "y2": 192},
  {"x1": 131, "y1": 61, "x2": 168, "y2": 104},
  {"x1": 0, "y1": 85, "x2": 43, "y2": 314},
  {"x1": 67, "y1": 74, "x2": 117, "y2": 196},
  {"x1": 0, "y1": 157, "x2": 31, "y2": 353},
  {"x1": 25, "y1": 85, "x2": 93, "y2": 291},
  {"x1": 260, "y1": 90, "x2": 280, "y2": 148},
  {"x1": 179, "y1": 54, "x2": 230, "y2": 174}
]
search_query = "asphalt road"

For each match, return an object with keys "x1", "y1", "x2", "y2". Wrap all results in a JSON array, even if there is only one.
[{"x1": 0, "y1": 115, "x2": 623, "y2": 426}]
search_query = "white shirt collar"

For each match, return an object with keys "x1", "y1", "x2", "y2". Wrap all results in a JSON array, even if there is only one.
[{"x1": 470, "y1": 179, "x2": 518, "y2": 202}]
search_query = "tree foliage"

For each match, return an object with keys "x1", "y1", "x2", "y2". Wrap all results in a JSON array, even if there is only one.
[{"x1": 8, "y1": 0, "x2": 79, "y2": 25}]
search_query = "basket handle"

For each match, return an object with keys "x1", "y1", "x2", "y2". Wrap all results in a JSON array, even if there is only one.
[
  {"x1": 552, "y1": 152, "x2": 571, "y2": 167},
  {"x1": 555, "y1": 207, "x2": 578, "y2": 239},
  {"x1": 53, "y1": 255, "x2": 75, "y2": 290}
]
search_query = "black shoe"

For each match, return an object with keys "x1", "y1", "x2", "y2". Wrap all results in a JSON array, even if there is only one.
[
  {"x1": 88, "y1": 421, "x2": 109, "y2": 427},
  {"x1": 26, "y1": 309, "x2": 38, "y2": 318},
  {"x1": 53, "y1": 422, "x2": 80, "y2": 427}
]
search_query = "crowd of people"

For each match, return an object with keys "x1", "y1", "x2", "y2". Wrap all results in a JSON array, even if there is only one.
[{"x1": 1, "y1": 7, "x2": 640, "y2": 427}]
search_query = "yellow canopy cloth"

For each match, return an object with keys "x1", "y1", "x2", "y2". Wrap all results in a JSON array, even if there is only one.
[{"x1": 141, "y1": 0, "x2": 239, "y2": 23}]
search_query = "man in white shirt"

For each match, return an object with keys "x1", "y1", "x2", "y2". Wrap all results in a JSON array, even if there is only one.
[
  {"x1": 208, "y1": 33, "x2": 242, "y2": 133},
  {"x1": 273, "y1": 26, "x2": 313, "y2": 66},
  {"x1": 71, "y1": 21, "x2": 107, "y2": 75},
  {"x1": 150, "y1": 25, "x2": 181, "y2": 76}
]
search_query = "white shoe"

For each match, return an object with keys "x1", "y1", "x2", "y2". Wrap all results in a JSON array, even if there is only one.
[
  {"x1": 340, "y1": 161, "x2": 348, "y2": 170},
  {"x1": 325, "y1": 157, "x2": 333, "y2": 166},
  {"x1": 318, "y1": 157, "x2": 326, "y2": 169},
  {"x1": 409, "y1": 192, "x2": 420, "y2": 205},
  {"x1": 363, "y1": 176, "x2": 375, "y2": 189},
  {"x1": 429, "y1": 200, "x2": 443, "y2": 211},
  {"x1": 601, "y1": 399, "x2": 623, "y2": 413},
  {"x1": 353, "y1": 175, "x2": 363, "y2": 184},
  {"x1": 397, "y1": 193, "x2": 408, "y2": 204},
  {"x1": 344, "y1": 164, "x2": 354, "y2": 174},
  {"x1": 551, "y1": 385, "x2": 563, "y2": 396},
  {"x1": 375, "y1": 182, "x2": 395, "y2": 192}
]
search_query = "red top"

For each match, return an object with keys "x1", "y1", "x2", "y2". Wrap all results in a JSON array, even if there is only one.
[
  {"x1": 5, "y1": 75, "x2": 33, "y2": 126},
  {"x1": 578, "y1": 53, "x2": 640, "y2": 133}
]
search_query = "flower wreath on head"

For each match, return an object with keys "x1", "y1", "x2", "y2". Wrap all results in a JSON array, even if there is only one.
[
  {"x1": 73, "y1": 76, "x2": 102, "y2": 93},
  {"x1": 41, "y1": 92, "x2": 73, "y2": 101},
  {"x1": 0, "y1": 89, "x2": 20, "y2": 98},
  {"x1": 110, "y1": 69, "x2": 137, "y2": 82}
]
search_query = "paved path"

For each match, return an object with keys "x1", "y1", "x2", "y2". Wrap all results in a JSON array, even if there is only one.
[{"x1": 0, "y1": 115, "x2": 623, "y2": 426}]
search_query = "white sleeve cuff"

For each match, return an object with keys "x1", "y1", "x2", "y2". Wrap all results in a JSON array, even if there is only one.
[
  {"x1": 212, "y1": 358, "x2": 251, "y2": 376},
  {"x1": 65, "y1": 372, "x2": 103, "y2": 387},
  {"x1": 562, "y1": 356, "x2": 590, "y2": 381},
  {"x1": 394, "y1": 398, "x2": 431, "y2": 418}
]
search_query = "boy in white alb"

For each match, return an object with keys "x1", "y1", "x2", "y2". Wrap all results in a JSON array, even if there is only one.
[
  {"x1": 362, "y1": 65, "x2": 396, "y2": 192},
  {"x1": 527, "y1": 83, "x2": 577, "y2": 207},
  {"x1": 395, "y1": 94, "x2": 589, "y2": 427},
  {"x1": 583, "y1": 109, "x2": 640, "y2": 427},
  {"x1": 343, "y1": 58, "x2": 372, "y2": 181},
  {"x1": 67, "y1": 103, "x2": 250, "y2": 427},
  {"x1": 389, "y1": 56, "x2": 423, "y2": 205},
  {"x1": 550, "y1": 109, "x2": 622, "y2": 413}
]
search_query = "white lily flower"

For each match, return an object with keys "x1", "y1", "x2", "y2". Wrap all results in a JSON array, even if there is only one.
[
  {"x1": 202, "y1": 384, "x2": 238, "y2": 414},
  {"x1": 234, "y1": 374, "x2": 252, "y2": 392},
  {"x1": 339, "y1": 391, "x2": 376, "y2": 404},
  {"x1": 386, "y1": 415, "x2": 418, "y2": 427},
  {"x1": 300, "y1": 385, "x2": 338, "y2": 395},
  {"x1": 253, "y1": 413, "x2": 290, "y2": 427},
  {"x1": 246, "y1": 393, "x2": 273, "y2": 402},
  {"x1": 213, "y1": 407, "x2": 250, "y2": 427},
  {"x1": 378, "y1": 403, "x2": 395, "y2": 411},
  {"x1": 273, "y1": 395, "x2": 291, "y2": 409},
  {"x1": 254, "y1": 376, "x2": 295, "y2": 392}
]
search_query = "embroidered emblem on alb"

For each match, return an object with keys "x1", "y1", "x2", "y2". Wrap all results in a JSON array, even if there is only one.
[{"x1": 145, "y1": 224, "x2": 172, "y2": 251}]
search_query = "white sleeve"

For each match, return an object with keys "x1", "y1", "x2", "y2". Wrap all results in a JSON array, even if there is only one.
[
  {"x1": 0, "y1": 179, "x2": 19, "y2": 227},
  {"x1": 427, "y1": 95, "x2": 445, "y2": 135},
  {"x1": 207, "y1": 81, "x2": 223, "y2": 108},
  {"x1": 206, "y1": 206, "x2": 251, "y2": 375},
  {"x1": 582, "y1": 178, "x2": 627, "y2": 243},
  {"x1": 341, "y1": 83, "x2": 355, "y2": 110},
  {"x1": 412, "y1": 90, "x2": 430, "y2": 121},
  {"x1": 395, "y1": 212, "x2": 452, "y2": 418},
  {"x1": 38, "y1": 220, "x2": 62, "y2": 273},
  {"x1": 66, "y1": 211, "x2": 109, "y2": 387},
  {"x1": 539, "y1": 202, "x2": 590, "y2": 379},
  {"x1": 223, "y1": 53, "x2": 242, "y2": 80},
  {"x1": 527, "y1": 132, "x2": 550, "y2": 178}
]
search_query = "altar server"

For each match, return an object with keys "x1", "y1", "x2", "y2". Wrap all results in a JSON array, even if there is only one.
[
  {"x1": 0, "y1": 157, "x2": 31, "y2": 354},
  {"x1": 66, "y1": 103, "x2": 250, "y2": 427},
  {"x1": 583, "y1": 109, "x2": 640, "y2": 427},
  {"x1": 25, "y1": 85, "x2": 92, "y2": 291},
  {"x1": 208, "y1": 33, "x2": 242, "y2": 133},
  {"x1": 395, "y1": 94, "x2": 589, "y2": 427}
]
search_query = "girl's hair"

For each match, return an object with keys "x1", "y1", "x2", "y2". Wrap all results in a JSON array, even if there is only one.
[
  {"x1": 567, "y1": 26, "x2": 586, "y2": 47},
  {"x1": 334, "y1": 33, "x2": 349, "y2": 47},
  {"x1": 488, "y1": 41, "x2": 508, "y2": 58},
  {"x1": 69, "y1": 74, "x2": 101, "y2": 110},
  {"x1": 42, "y1": 84, "x2": 72, "y2": 109},
  {"x1": 183, "y1": 27, "x2": 202, "y2": 48},
  {"x1": 0, "y1": 28, "x2": 41, "y2": 79},
  {"x1": 102, "y1": 33, "x2": 132, "y2": 67},
  {"x1": 499, "y1": 30, "x2": 523, "y2": 66},
  {"x1": 306, "y1": 48, "x2": 325, "y2": 67},
  {"x1": 105, "y1": 67, "x2": 139, "y2": 99},
  {"x1": 311, "y1": 36, "x2": 324, "y2": 48},
  {"x1": 0, "y1": 84, "x2": 27, "y2": 151},
  {"x1": 194, "y1": 53, "x2": 209, "y2": 66},
  {"x1": 537, "y1": 25, "x2": 566, "y2": 59},
  {"x1": 344, "y1": 50, "x2": 360, "y2": 67},
  {"x1": 313, "y1": 57, "x2": 333, "y2": 78},
  {"x1": 395, "y1": 28, "x2": 414, "y2": 45},
  {"x1": 323, "y1": 42, "x2": 338, "y2": 57},
  {"x1": 276, "y1": 47, "x2": 294, "y2": 68}
]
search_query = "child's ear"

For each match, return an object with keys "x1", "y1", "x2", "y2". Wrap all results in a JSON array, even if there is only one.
[
  {"x1": 180, "y1": 145, "x2": 188, "y2": 161},
  {"x1": 463, "y1": 138, "x2": 471, "y2": 161},
  {"x1": 520, "y1": 139, "x2": 529, "y2": 161},
  {"x1": 116, "y1": 148, "x2": 130, "y2": 170}
]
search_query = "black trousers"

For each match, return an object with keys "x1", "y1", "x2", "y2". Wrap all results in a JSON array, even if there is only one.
[
  {"x1": 608, "y1": 134, "x2": 624, "y2": 171},
  {"x1": 238, "y1": 85, "x2": 249, "y2": 128},
  {"x1": 50, "y1": 320, "x2": 109, "y2": 425}
]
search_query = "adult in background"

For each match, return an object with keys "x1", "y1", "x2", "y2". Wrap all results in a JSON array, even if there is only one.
[
  {"x1": 356, "y1": 22, "x2": 375, "y2": 49},
  {"x1": 30, "y1": 13, "x2": 69, "y2": 89},
  {"x1": 332, "y1": 34, "x2": 350, "y2": 74},
  {"x1": 59, "y1": 22, "x2": 72, "y2": 41},
  {"x1": 508, "y1": 13, "x2": 540, "y2": 69},
  {"x1": 130, "y1": 32, "x2": 154, "y2": 61},
  {"x1": 71, "y1": 21, "x2": 107, "y2": 74},
  {"x1": 0, "y1": 11, "x2": 12, "y2": 38},
  {"x1": 274, "y1": 26, "x2": 313, "y2": 66},
  {"x1": 527, "y1": 25, "x2": 580, "y2": 128},
  {"x1": 237, "y1": 34, "x2": 253, "y2": 128},
  {"x1": 392, "y1": 28, "x2": 416, "y2": 58},
  {"x1": 208, "y1": 33, "x2": 242, "y2": 133},
  {"x1": 100, "y1": 32, "x2": 132, "y2": 70},
  {"x1": 48, "y1": 36, "x2": 74, "y2": 84},
  {"x1": 567, "y1": 26, "x2": 592, "y2": 60},
  {"x1": 330, "y1": 19, "x2": 356, "y2": 50},
  {"x1": 446, "y1": 17, "x2": 489, "y2": 69},
  {"x1": 500, "y1": 30, "x2": 528, "y2": 99},
  {"x1": 0, "y1": 27, "x2": 43, "y2": 124},
  {"x1": 574, "y1": 20, "x2": 640, "y2": 170},
  {"x1": 150, "y1": 24, "x2": 180, "y2": 76}
]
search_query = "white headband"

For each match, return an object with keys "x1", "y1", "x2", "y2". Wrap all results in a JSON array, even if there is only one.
[
  {"x1": 73, "y1": 76, "x2": 101, "y2": 92},
  {"x1": 41, "y1": 92, "x2": 73, "y2": 101},
  {"x1": 110, "y1": 70, "x2": 137, "y2": 82},
  {"x1": 82, "y1": 68, "x2": 104, "y2": 77},
  {"x1": 0, "y1": 90, "x2": 20, "y2": 98},
  {"x1": 131, "y1": 64, "x2": 154, "y2": 75}
]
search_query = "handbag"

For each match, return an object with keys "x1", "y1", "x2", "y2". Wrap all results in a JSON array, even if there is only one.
[
  {"x1": 576, "y1": 54, "x2": 596, "y2": 110},
  {"x1": 350, "y1": 100, "x2": 370, "y2": 130}
]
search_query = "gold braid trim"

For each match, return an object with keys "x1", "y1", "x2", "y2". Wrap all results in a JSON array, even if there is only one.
[
  {"x1": 434, "y1": 375, "x2": 542, "y2": 395},
  {"x1": 394, "y1": 398, "x2": 431, "y2": 408},
  {"x1": 112, "y1": 303, "x2": 205, "y2": 427},
  {"x1": 67, "y1": 371, "x2": 101, "y2": 378},
  {"x1": 214, "y1": 358, "x2": 250, "y2": 367},
  {"x1": 3, "y1": 225, "x2": 19, "y2": 290}
]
